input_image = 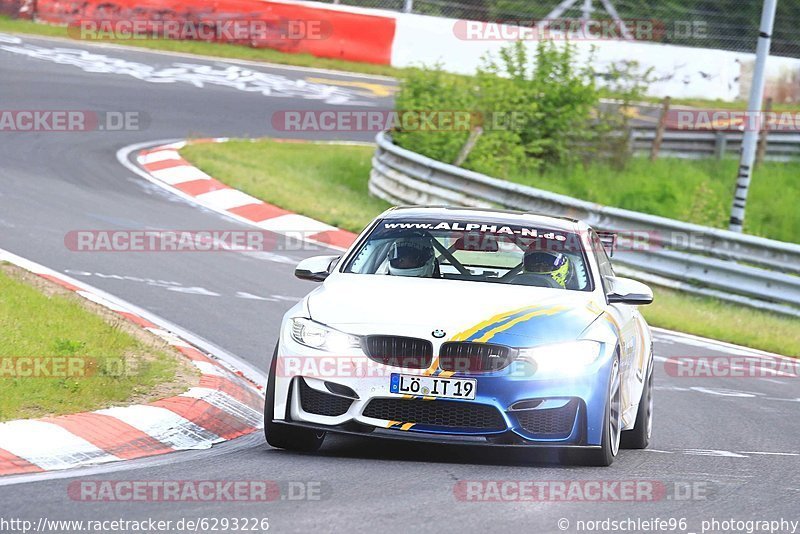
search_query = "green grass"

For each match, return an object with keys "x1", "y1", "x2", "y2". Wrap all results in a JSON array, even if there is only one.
[
  {"x1": 0, "y1": 16, "x2": 402, "y2": 78},
  {"x1": 182, "y1": 138, "x2": 799, "y2": 356},
  {"x1": 645, "y1": 287, "x2": 800, "y2": 356},
  {"x1": 507, "y1": 157, "x2": 799, "y2": 243},
  {"x1": 181, "y1": 140, "x2": 390, "y2": 233},
  {"x1": 0, "y1": 268, "x2": 186, "y2": 421}
]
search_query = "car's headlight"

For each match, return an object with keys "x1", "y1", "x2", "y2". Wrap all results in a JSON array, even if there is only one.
[
  {"x1": 290, "y1": 318, "x2": 361, "y2": 352},
  {"x1": 517, "y1": 340, "x2": 602, "y2": 377}
]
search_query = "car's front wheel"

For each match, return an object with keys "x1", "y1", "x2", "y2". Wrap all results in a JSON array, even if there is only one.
[
  {"x1": 621, "y1": 354, "x2": 654, "y2": 449},
  {"x1": 264, "y1": 344, "x2": 325, "y2": 452},
  {"x1": 564, "y1": 357, "x2": 621, "y2": 467}
]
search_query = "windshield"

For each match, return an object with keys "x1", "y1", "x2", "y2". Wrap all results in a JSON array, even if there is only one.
[{"x1": 343, "y1": 219, "x2": 593, "y2": 291}]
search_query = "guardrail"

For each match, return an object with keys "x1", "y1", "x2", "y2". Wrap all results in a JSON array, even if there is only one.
[
  {"x1": 369, "y1": 131, "x2": 800, "y2": 317},
  {"x1": 631, "y1": 128, "x2": 800, "y2": 161}
]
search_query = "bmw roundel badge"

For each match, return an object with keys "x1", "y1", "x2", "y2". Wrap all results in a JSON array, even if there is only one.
[{"x1": 432, "y1": 329, "x2": 446, "y2": 338}]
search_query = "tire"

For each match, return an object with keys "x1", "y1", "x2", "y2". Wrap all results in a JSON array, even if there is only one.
[
  {"x1": 570, "y1": 357, "x2": 621, "y2": 467},
  {"x1": 264, "y1": 344, "x2": 325, "y2": 452},
  {"x1": 621, "y1": 354, "x2": 654, "y2": 450}
]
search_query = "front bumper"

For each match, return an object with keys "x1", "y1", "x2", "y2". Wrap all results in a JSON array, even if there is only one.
[
  {"x1": 272, "y1": 334, "x2": 614, "y2": 447},
  {"x1": 275, "y1": 420, "x2": 601, "y2": 449}
]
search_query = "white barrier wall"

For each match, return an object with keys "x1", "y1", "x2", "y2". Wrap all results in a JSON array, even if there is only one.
[{"x1": 390, "y1": 12, "x2": 800, "y2": 101}]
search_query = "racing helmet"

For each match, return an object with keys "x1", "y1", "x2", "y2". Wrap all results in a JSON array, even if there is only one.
[
  {"x1": 523, "y1": 250, "x2": 571, "y2": 288},
  {"x1": 387, "y1": 235, "x2": 435, "y2": 277}
]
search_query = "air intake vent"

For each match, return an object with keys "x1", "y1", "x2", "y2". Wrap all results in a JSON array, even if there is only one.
[
  {"x1": 299, "y1": 378, "x2": 353, "y2": 417},
  {"x1": 515, "y1": 400, "x2": 579, "y2": 438},
  {"x1": 363, "y1": 398, "x2": 505, "y2": 431}
]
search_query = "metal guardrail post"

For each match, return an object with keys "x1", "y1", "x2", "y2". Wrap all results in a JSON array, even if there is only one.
[{"x1": 714, "y1": 132, "x2": 728, "y2": 159}]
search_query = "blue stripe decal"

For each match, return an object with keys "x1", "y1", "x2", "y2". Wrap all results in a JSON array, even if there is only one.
[{"x1": 464, "y1": 307, "x2": 539, "y2": 342}]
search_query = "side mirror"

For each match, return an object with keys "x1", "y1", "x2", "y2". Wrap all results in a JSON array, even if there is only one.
[
  {"x1": 606, "y1": 277, "x2": 653, "y2": 305},
  {"x1": 295, "y1": 255, "x2": 340, "y2": 282}
]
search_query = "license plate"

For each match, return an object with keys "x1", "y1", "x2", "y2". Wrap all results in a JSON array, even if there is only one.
[{"x1": 390, "y1": 373, "x2": 477, "y2": 400}]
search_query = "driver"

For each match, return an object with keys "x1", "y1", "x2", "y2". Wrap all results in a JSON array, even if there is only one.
[
  {"x1": 387, "y1": 235, "x2": 436, "y2": 277},
  {"x1": 523, "y1": 250, "x2": 571, "y2": 289}
]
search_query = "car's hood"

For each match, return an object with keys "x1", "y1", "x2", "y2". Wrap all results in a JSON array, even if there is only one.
[{"x1": 307, "y1": 274, "x2": 605, "y2": 347}]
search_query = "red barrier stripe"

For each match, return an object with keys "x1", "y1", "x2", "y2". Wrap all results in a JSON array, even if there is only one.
[
  {"x1": 177, "y1": 346, "x2": 216, "y2": 365},
  {"x1": 35, "y1": 0, "x2": 395, "y2": 65},
  {"x1": 200, "y1": 375, "x2": 264, "y2": 411},
  {"x1": 0, "y1": 449, "x2": 43, "y2": 476},
  {"x1": 309, "y1": 229, "x2": 357, "y2": 249},
  {"x1": 116, "y1": 311, "x2": 157, "y2": 329},
  {"x1": 228, "y1": 202, "x2": 290, "y2": 222},
  {"x1": 38, "y1": 274, "x2": 81, "y2": 292},
  {"x1": 43, "y1": 413, "x2": 172, "y2": 459},
  {"x1": 142, "y1": 158, "x2": 189, "y2": 172},
  {"x1": 152, "y1": 397, "x2": 256, "y2": 440},
  {"x1": 174, "y1": 178, "x2": 230, "y2": 196}
]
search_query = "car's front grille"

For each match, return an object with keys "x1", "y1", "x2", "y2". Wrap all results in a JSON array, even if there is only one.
[
  {"x1": 299, "y1": 378, "x2": 353, "y2": 417},
  {"x1": 363, "y1": 398, "x2": 506, "y2": 431},
  {"x1": 514, "y1": 400, "x2": 578, "y2": 438},
  {"x1": 363, "y1": 336, "x2": 433, "y2": 369},
  {"x1": 438, "y1": 342, "x2": 516, "y2": 373}
]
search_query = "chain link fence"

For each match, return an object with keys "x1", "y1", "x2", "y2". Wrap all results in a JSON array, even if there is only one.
[{"x1": 312, "y1": 0, "x2": 800, "y2": 58}]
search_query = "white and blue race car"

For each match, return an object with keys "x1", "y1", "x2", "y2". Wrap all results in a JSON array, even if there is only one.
[{"x1": 265, "y1": 207, "x2": 654, "y2": 465}]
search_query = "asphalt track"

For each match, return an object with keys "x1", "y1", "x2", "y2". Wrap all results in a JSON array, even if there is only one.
[{"x1": 1, "y1": 33, "x2": 799, "y2": 534}]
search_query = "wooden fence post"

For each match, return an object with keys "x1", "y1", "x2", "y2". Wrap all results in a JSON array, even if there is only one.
[
  {"x1": 650, "y1": 96, "x2": 671, "y2": 161},
  {"x1": 453, "y1": 127, "x2": 483, "y2": 167},
  {"x1": 755, "y1": 96, "x2": 773, "y2": 167}
]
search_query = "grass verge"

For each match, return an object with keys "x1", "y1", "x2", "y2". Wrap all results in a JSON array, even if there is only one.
[
  {"x1": 181, "y1": 138, "x2": 799, "y2": 356},
  {"x1": 507, "y1": 157, "x2": 799, "y2": 243},
  {"x1": 644, "y1": 287, "x2": 799, "y2": 356},
  {"x1": 0, "y1": 264, "x2": 198, "y2": 422},
  {"x1": 181, "y1": 139, "x2": 390, "y2": 233},
  {"x1": 0, "y1": 16, "x2": 402, "y2": 78}
]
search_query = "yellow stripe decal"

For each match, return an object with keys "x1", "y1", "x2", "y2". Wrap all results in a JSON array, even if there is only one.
[
  {"x1": 400, "y1": 422, "x2": 415, "y2": 431},
  {"x1": 472, "y1": 306, "x2": 567, "y2": 343},
  {"x1": 423, "y1": 356, "x2": 439, "y2": 376},
  {"x1": 604, "y1": 312, "x2": 622, "y2": 337},
  {"x1": 449, "y1": 305, "x2": 534, "y2": 342}
]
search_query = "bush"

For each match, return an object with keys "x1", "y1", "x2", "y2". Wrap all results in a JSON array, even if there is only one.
[
  {"x1": 393, "y1": 40, "x2": 645, "y2": 177},
  {"x1": 392, "y1": 66, "x2": 475, "y2": 165}
]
